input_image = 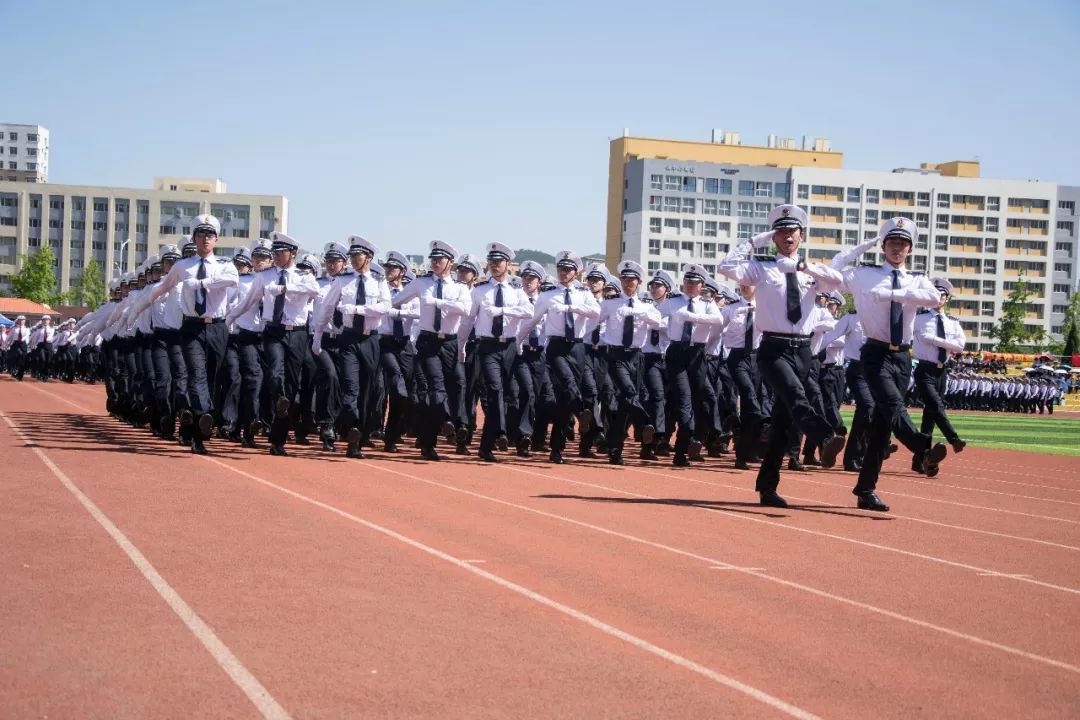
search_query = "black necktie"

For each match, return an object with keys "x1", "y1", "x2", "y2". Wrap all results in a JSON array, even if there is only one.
[
  {"x1": 890, "y1": 269, "x2": 903, "y2": 346},
  {"x1": 194, "y1": 259, "x2": 207, "y2": 316},
  {"x1": 681, "y1": 298, "x2": 694, "y2": 342},
  {"x1": 492, "y1": 283, "x2": 504, "y2": 338},
  {"x1": 353, "y1": 274, "x2": 366, "y2": 332},
  {"x1": 272, "y1": 269, "x2": 286, "y2": 325},
  {"x1": 433, "y1": 278, "x2": 444, "y2": 332},
  {"x1": 563, "y1": 288, "x2": 574, "y2": 339},
  {"x1": 744, "y1": 305, "x2": 755, "y2": 350},
  {"x1": 650, "y1": 328, "x2": 660, "y2": 347},
  {"x1": 785, "y1": 271, "x2": 801, "y2": 325},
  {"x1": 528, "y1": 297, "x2": 539, "y2": 347},
  {"x1": 392, "y1": 287, "x2": 404, "y2": 338},
  {"x1": 936, "y1": 314, "x2": 947, "y2": 364},
  {"x1": 622, "y1": 297, "x2": 635, "y2": 348}
]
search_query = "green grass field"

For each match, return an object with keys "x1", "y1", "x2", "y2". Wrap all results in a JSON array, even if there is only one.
[{"x1": 838, "y1": 409, "x2": 1080, "y2": 456}]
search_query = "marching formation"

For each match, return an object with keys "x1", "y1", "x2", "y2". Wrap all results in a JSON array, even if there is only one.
[{"x1": 6, "y1": 207, "x2": 997, "y2": 512}]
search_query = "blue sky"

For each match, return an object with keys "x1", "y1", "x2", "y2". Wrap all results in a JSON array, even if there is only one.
[{"x1": 6, "y1": 0, "x2": 1079, "y2": 258}]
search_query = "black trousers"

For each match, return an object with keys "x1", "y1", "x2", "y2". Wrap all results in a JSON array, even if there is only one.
[
  {"x1": 413, "y1": 332, "x2": 461, "y2": 450},
  {"x1": 606, "y1": 347, "x2": 648, "y2": 456},
  {"x1": 520, "y1": 346, "x2": 552, "y2": 447},
  {"x1": 379, "y1": 335, "x2": 415, "y2": 445},
  {"x1": 510, "y1": 351, "x2": 536, "y2": 443},
  {"x1": 338, "y1": 330, "x2": 382, "y2": 435},
  {"x1": 8, "y1": 341, "x2": 26, "y2": 380},
  {"x1": 666, "y1": 342, "x2": 708, "y2": 455},
  {"x1": 136, "y1": 334, "x2": 156, "y2": 412},
  {"x1": 856, "y1": 343, "x2": 932, "y2": 493},
  {"x1": 233, "y1": 330, "x2": 263, "y2": 431},
  {"x1": 315, "y1": 333, "x2": 343, "y2": 428},
  {"x1": 915, "y1": 363, "x2": 959, "y2": 445},
  {"x1": 263, "y1": 326, "x2": 312, "y2": 445},
  {"x1": 754, "y1": 339, "x2": 834, "y2": 493},
  {"x1": 544, "y1": 337, "x2": 586, "y2": 453},
  {"x1": 843, "y1": 360, "x2": 874, "y2": 467},
  {"x1": 639, "y1": 353, "x2": 667, "y2": 438},
  {"x1": 477, "y1": 337, "x2": 517, "y2": 452},
  {"x1": 180, "y1": 321, "x2": 229, "y2": 417},
  {"x1": 795, "y1": 356, "x2": 827, "y2": 459},
  {"x1": 727, "y1": 348, "x2": 764, "y2": 462},
  {"x1": 819, "y1": 363, "x2": 846, "y2": 434}
]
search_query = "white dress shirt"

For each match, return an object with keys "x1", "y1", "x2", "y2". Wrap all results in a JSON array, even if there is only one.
[
  {"x1": 466, "y1": 279, "x2": 534, "y2": 340},
  {"x1": 913, "y1": 309, "x2": 967, "y2": 365},
  {"x1": 312, "y1": 269, "x2": 392, "y2": 339},
  {"x1": 640, "y1": 298, "x2": 669, "y2": 354},
  {"x1": 597, "y1": 295, "x2": 662, "y2": 348},
  {"x1": 229, "y1": 273, "x2": 264, "y2": 333},
  {"x1": 719, "y1": 299, "x2": 759, "y2": 350},
  {"x1": 821, "y1": 312, "x2": 866, "y2": 362},
  {"x1": 391, "y1": 274, "x2": 471, "y2": 335},
  {"x1": 379, "y1": 283, "x2": 421, "y2": 338},
  {"x1": 521, "y1": 284, "x2": 600, "y2": 342},
  {"x1": 656, "y1": 293, "x2": 724, "y2": 344},
  {"x1": 30, "y1": 325, "x2": 56, "y2": 346},
  {"x1": 6, "y1": 325, "x2": 29, "y2": 347},
  {"x1": 809, "y1": 306, "x2": 837, "y2": 355},
  {"x1": 140, "y1": 253, "x2": 239, "y2": 320},
  {"x1": 228, "y1": 265, "x2": 320, "y2": 328}
]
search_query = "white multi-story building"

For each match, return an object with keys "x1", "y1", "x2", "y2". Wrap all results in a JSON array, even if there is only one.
[
  {"x1": 609, "y1": 132, "x2": 1080, "y2": 350},
  {"x1": 0, "y1": 176, "x2": 288, "y2": 293},
  {"x1": 0, "y1": 124, "x2": 49, "y2": 183}
]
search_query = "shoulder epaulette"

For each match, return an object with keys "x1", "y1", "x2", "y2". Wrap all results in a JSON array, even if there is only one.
[
  {"x1": 753, "y1": 253, "x2": 776, "y2": 263},
  {"x1": 946, "y1": 313, "x2": 958, "y2": 321},
  {"x1": 911, "y1": 271, "x2": 925, "y2": 276},
  {"x1": 508, "y1": 277, "x2": 523, "y2": 289},
  {"x1": 858, "y1": 262, "x2": 881, "y2": 268},
  {"x1": 669, "y1": 291, "x2": 684, "y2": 299},
  {"x1": 916, "y1": 308, "x2": 930, "y2": 315}
]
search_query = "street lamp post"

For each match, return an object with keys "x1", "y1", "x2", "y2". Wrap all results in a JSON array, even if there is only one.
[{"x1": 112, "y1": 237, "x2": 130, "y2": 280}]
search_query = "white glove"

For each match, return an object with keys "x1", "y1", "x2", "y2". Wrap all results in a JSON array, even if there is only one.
[
  {"x1": 386, "y1": 307, "x2": 399, "y2": 318},
  {"x1": 266, "y1": 283, "x2": 287, "y2": 296},
  {"x1": 870, "y1": 286, "x2": 894, "y2": 302},
  {"x1": 340, "y1": 303, "x2": 358, "y2": 316},
  {"x1": 311, "y1": 339, "x2": 322, "y2": 356},
  {"x1": 488, "y1": 306, "x2": 504, "y2": 317},
  {"x1": 183, "y1": 278, "x2": 204, "y2": 291},
  {"x1": 224, "y1": 314, "x2": 236, "y2": 326},
  {"x1": 675, "y1": 307, "x2": 693, "y2": 322},
  {"x1": 616, "y1": 306, "x2": 632, "y2": 319},
  {"x1": 859, "y1": 236, "x2": 882, "y2": 251},
  {"x1": 550, "y1": 301, "x2": 569, "y2": 314},
  {"x1": 751, "y1": 230, "x2": 776, "y2": 249},
  {"x1": 419, "y1": 294, "x2": 436, "y2": 307}
]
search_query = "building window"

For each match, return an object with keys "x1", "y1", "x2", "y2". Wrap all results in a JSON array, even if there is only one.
[
  {"x1": 7, "y1": 133, "x2": 15, "y2": 141},
  {"x1": 797, "y1": 184, "x2": 809, "y2": 200},
  {"x1": 681, "y1": 240, "x2": 694, "y2": 253},
  {"x1": 650, "y1": 174, "x2": 662, "y2": 189},
  {"x1": 1058, "y1": 220, "x2": 1075, "y2": 235},
  {"x1": 649, "y1": 196, "x2": 661, "y2": 211},
  {"x1": 649, "y1": 217, "x2": 662, "y2": 233},
  {"x1": 49, "y1": 199, "x2": 63, "y2": 209},
  {"x1": 136, "y1": 223, "x2": 148, "y2": 233},
  {"x1": 115, "y1": 201, "x2": 128, "y2": 213},
  {"x1": 48, "y1": 219, "x2": 62, "y2": 229},
  {"x1": 845, "y1": 208, "x2": 859, "y2": 225},
  {"x1": 27, "y1": 148, "x2": 37, "y2": 157},
  {"x1": 682, "y1": 177, "x2": 699, "y2": 193},
  {"x1": 662, "y1": 239, "x2": 678, "y2": 252},
  {"x1": 1059, "y1": 200, "x2": 1075, "y2": 213},
  {"x1": 0, "y1": 197, "x2": 14, "y2": 207},
  {"x1": 1054, "y1": 263, "x2": 1071, "y2": 272},
  {"x1": 754, "y1": 181, "x2": 771, "y2": 197},
  {"x1": 92, "y1": 221, "x2": 107, "y2": 231},
  {"x1": 737, "y1": 223, "x2": 753, "y2": 240},
  {"x1": 93, "y1": 201, "x2": 107, "y2": 212},
  {"x1": 987, "y1": 196, "x2": 1000, "y2": 211},
  {"x1": 717, "y1": 200, "x2": 731, "y2": 215},
  {"x1": 1053, "y1": 283, "x2": 1070, "y2": 293},
  {"x1": 27, "y1": 133, "x2": 37, "y2": 142},
  {"x1": 0, "y1": 217, "x2": 14, "y2": 226},
  {"x1": 865, "y1": 209, "x2": 879, "y2": 226},
  {"x1": 230, "y1": 228, "x2": 247, "y2": 238},
  {"x1": 984, "y1": 239, "x2": 997, "y2": 253},
  {"x1": 648, "y1": 238, "x2": 660, "y2": 253},
  {"x1": 936, "y1": 216, "x2": 949, "y2": 230},
  {"x1": 917, "y1": 192, "x2": 930, "y2": 207},
  {"x1": 664, "y1": 175, "x2": 679, "y2": 191},
  {"x1": 703, "y1": 221, "x2": 718, "y2": 238},
  {"x1": 663, "y1": 218, "x2": 679, "y2": 233},
  {"x1": 70, "y1": 220, "x2": 85, "y2": 230},
  {"x1": 261, "y1": 208, "x2": 275, "y2": 220},
  {"x1": 5, "y1": 162, "x2": 13, "y2": 170},
  {"x1": 25, "y1": 163, "x2": 36, "y2": 171},
  {"x1": 866, "y1": 189, "x2": 879, "y2": 204},
  {"x1": 986, "y1": 217, "x2": 999, "y2": 233},
  {"x1": 754, "y1": 203, "x2": 769, "y2": 219},
  {"x1": 702, "y1": 199, "x2": 718, "y2": 215},
  {"x1": 702, "y1": 241, "x2": 717, "y2": 257},
  {"x1": 681, "y1": 220, "x2": 694, "y2": 235},
  {"x1": 704, "y1": 178, "x2": 719, "y2": 194},
  {"x1": 662, "y1": 197, "x2": 678, "y2": 213},
  {"x1": 115, "y1": 222, "x2": 128, "y2": 232},
  {"x1": 774, "y1": 182, "x2": 790, "y2": 199},
  {"x1": 982, "y1": 280, "x2": 995, "y2": 294},
  {"x1": 737, "y1": 201, "x2": 753, "y2": 217},
  {"x1": 29, "y1": 218, "x2": 40, "y2": 227},
  {"x1": 160, "y1": 225, "x2": 176, "y2": 235},
  {"x1": 259, "y1": 229, "x2": 270, "y2": 239},
  {"x1": 935, "y1": 236, "x2": 949, "y2": 251},
  {"x1": 983, "y1": 259, "x2": 996, "y2": 273},
  {"x1": 681, "y1": 198, "x2": 695, "y2": 213},
  {"x1": 934, "y1": 257, "x2": 947, "y2": 272},
  {"x1": 738, "y1": 180, "x2": 755, "y2": 196},
  {"x1": 846, "y1": 187, "x2": 861, "y2": 203},
  {"x1": 937, "y1": 194, "x2": 950, "y2": 208},
  {"x1": 844, "y1": 229, "x2": 858, "y2": 243}
]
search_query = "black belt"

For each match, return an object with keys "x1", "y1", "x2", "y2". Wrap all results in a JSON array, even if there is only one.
[
  {"x1": 182, "y1": 316, "x2": 224, "y2": 326},
  {"x1": 478, "y1": 335, "x2": 514, "y2": 345},
  {"x1": 761, "y1": 332, "x2": 812, "y2": 347},
  {"x1": 824, "y1": 362, "x2": 837, "y2": 368},
  {"x1": 548, "y1": 336, "x2": 581, "y2": 344},
  {"x1": 419, "y1": 330, "x2": 456, "y2": 340},
  {"x1": 342, "y1": 328, "x2": 379, "y2": 338},
  {"x1": 266, "y1": 322, "x2": 309, "y2": 333},
  {"x1": 608, "y1": 346, "x2": 640, "y2": 355},
  {"x1": 865, "y1": 338, "x2": 911, "y2": 352},
  {"x1": 670, "y1": 340, "x2": 705, "y2": 348}
]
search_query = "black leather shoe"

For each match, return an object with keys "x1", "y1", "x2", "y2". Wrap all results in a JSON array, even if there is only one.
[
  {"x1": 455, "y1": 443, "x2": 471, "y2": 456},
  {"x1": 655, "y1": 443, "x2": 672, "y2": 457},
  {"x1": 578, "y1": 449, "x2": 598, "y2": 459},
  {"x1": 269, "y1": 444, "x2": 288, "y2": 457},
  {"x1": 640, "y1": 424, "x2": 655, "y2": 447},
  {"x1": 549, "y1": 452, "x2": 565, "y2": 464},
  {"x1": 843, "y1": 462, "x2": 862, "y2": 472},
  {"x1": 802, "y1": 456, "x2": 821, "y2": 467},
  {"x1": 345, "y1": 428, "x2": 363, "y2": 459},
  {"x1": 383, "y1": 443, "x2": 400, "y2": 453},
  {"x1": 197, "y1": 413, "x2": 214, "y2": 440},
  {"x1": 608, "y1": 453, "x2": 625, "y2": 466},
  {"x1": 421, "y1": 448, "x2": 441, "y2": 461},
  {"x1": 479, "y1": 450, "x2": 500, "y2": 463},
  {"x1": 950, "y1": 438, "x2": 967, "y2": 454},
  {"x1": 911, "y1": 454, "x2": 925, "y2": 473},
  {"x1": 455, "y1": 426, "x2": 470, "y2": 447},
  {"x1": 787, "y1": 458, "x2": 806, "y2": 472},
  {"x1": 179, "y1": 409, "x2": 193, "y2": 427},
  {"x1": 672, "y1": 454, "x2": 691, "y2": 467},
  {"x1": 819, "y1": 434, "x2": 846, "y2": 469},
  {"x1": 577, "y1": 410, "x2": 593, "y2": 434},
  {"x1": 242, "y1": 437, "x2": 259, "y2": 449},
  {"x1": 759, "y1": 491, "x2": 789, "y2": 508},
  {"x1": 688, "y1": 440, "x2": 704, "y2": 462},
  {"x1": 160, "y1": 414, "x2": 176, "y2": 440},
  {"x1": 856, "y1": 491, "x2": 890, "y2": 512},
  {"x1": 516, "y1": 438, "x2": 532, "y2": 458},
  {"x1": 639, "y1": 445, "x2": 657, "y2": 461},
  {"x1": 734, "y1": 459, "x2": 751, "y2": 470},
  {"x1": 191, "y1": 437, "x2": 208, "y2": 455},
  {"x1": 884, "y1": 443, "x2": 899, "y2": 459},
  {"x1": 441, "y1": 421, "x2": 456, "y2": 443},
  {"x1": 294, "y1": 435, "x2": 311, "y2": 446},
  {"x1": 495, "y1": 435, "x2": 509, "y2": 452},
  {"x1": 923, "y1": 442, "x2": 947, "y2": 478}
]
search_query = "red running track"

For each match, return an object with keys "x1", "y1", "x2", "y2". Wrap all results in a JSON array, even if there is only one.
[{"x1": 2, "y1": 376, "x2": 1079, "y2": 718}]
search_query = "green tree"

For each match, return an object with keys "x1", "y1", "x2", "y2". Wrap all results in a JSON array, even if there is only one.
[
  {"x1": 11, "y1": 247, "x2": 61, "y2": 305},
  {"x1": 988, "y1": 274, "x2": 1032, "y2": 352},
  {"x1": 70, "y1": 258, "x2": 108, "y2": 309},
  {"x1": 1062, "y1": 292, "x2": 1080, "y2": 359}
]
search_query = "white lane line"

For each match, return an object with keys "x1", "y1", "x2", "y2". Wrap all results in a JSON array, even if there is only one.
[
  {"x1": 516, "y1": 464, "x2": 1080, "y2": 600},
  {"x1": 711, "y1": 567, "x2": 766, "y2": 572},
  {"x1": 197, "y1": 456, "x2": 819, "y2": 720},
  {"x1": 876, "y1": 473, "x2": 1080, "y2": 508},
  {"x1": 462, "y1": 559, "x2": 487, "y2": 564},
  {"x1": 978, "y1": 573, "x2": 1032, "y2": 579},
  {"x1": 344, "y1": 460, "x2": 1080, "y2": 676},
  {"x1": 626, "y1": 465, "x2": 1080, "y2": 554},
  {"x1": 0, "y1": 410, "x2": 292, "y2": 720},
  {"x1": 776, "y1": 474, "x2": 1080, "y2": 524}
]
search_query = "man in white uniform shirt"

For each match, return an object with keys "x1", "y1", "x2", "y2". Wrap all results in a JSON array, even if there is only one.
[
  {"x1": 813, "y1": 217, "x2": 948, "y2": 510},
  {"x1": 378, "y1": 250, "x2": 420, "y2": 454},
  {"x1": 6, "y1": 315, "x2": 30, "y2": 380},
  {"x1": 912, "y1": 276, "x2": 967, "y2": 475},
  {"x1": 520, "y1": 250, "x2": 601, "y2": 464},
  {"x1": 391, "y1": 240, "x2": 472, "y2": 461},
  {"x1": 638, "y1": 270, "x2": 674, "y2": 461},
  {"x1": 464, "y1": 242, "x2": 534, "y2": 462},
  {"x1": 716, "y1": 204, "x2": 846, "y2": 507},
  {"x1": 721, "y1": 283, "x2": 765, "y2": 469},
  {"x1": 134, "y1": 213, "x2": 238, "y2": 454}
]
